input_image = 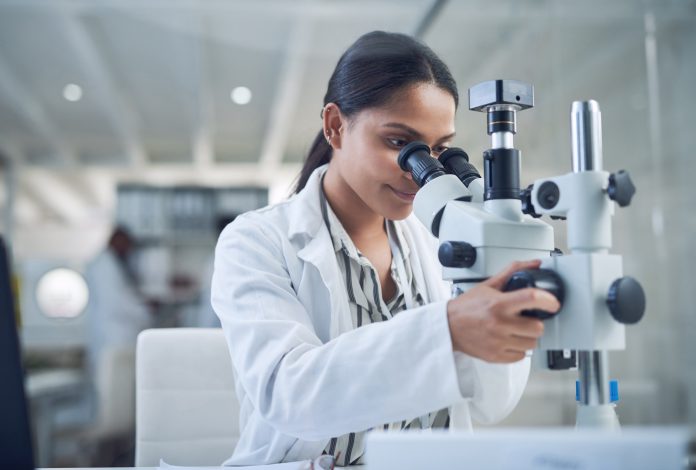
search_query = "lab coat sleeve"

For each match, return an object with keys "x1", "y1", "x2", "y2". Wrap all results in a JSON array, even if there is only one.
[
  {"x1": 413, "y1": 221, "x2": 531, "y2": 426},
  {"x1": 211, "y1": 216, "x2": 465, "y2": 440},
  {"x1": 454, "y1": 351, "x2": 530, "y2": 424}
]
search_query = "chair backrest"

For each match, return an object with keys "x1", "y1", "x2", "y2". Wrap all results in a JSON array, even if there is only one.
[{"x1": 135, "y1": 328, "x2": 239, "y2": 466}]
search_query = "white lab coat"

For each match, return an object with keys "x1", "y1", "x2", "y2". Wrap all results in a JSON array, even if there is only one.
[
  {"x1": 85, "y1": 249, "x2": 152, "y2": 370},
  {"x1": 212, "y1": 165, "x2": 530, "y2": 466}
]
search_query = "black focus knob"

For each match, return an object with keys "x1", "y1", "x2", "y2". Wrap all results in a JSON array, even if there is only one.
[
  {"x1": 607, "y1": 277, "x2": 646, "y2": 324},
  {"x1": 438, "y1": 241, "x2": 477, "y2": 268},
  {"x1": 607, "y1": 170, "x2": 636, "y2": 207},
  {"x1": 520, "y1": 184, "x2": 541, "y2": 218},
  {"x1": 503, "y1": 269, "x2": 565, "y2": 320},
  {"x1": 537, "y1": 181, "x2": 560, "y2": 210}
]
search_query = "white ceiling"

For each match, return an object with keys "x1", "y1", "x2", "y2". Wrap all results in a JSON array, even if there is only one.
[{"x1": 0, "y1": 0, "x2": 694, "y2": 230}]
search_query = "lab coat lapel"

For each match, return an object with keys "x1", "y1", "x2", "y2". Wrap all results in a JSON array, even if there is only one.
[
  {"x1": 296, "y1": 231, "x2": 352, "y2": 338},
  {"x1": 289, "y1": 165, "x2": 353, "y2": 339}
]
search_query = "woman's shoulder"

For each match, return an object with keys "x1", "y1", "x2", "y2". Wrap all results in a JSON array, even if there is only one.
[
  {"x1": 221, "y1": 197, "x2": 296, "y2": 241},
  {"x1": 218, "y1": 189, "x2": 323, "y2": 252}
]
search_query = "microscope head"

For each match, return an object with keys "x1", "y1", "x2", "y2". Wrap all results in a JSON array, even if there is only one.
[{"x1": 469, "y1": 79, "x2": 534, "y2": 112}]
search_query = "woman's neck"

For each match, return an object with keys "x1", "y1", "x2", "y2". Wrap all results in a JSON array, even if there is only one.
[{"x1": 322, "y1": 165, "x2": 386, "y2": 241}]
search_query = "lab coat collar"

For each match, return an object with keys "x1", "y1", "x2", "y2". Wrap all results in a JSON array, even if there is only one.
[
  {"x1": 286, "y1": 164, "x2": 449, "y2": 336},
  {"x1": 287, "y1": 164, "x2": 328, "y2": 241}
]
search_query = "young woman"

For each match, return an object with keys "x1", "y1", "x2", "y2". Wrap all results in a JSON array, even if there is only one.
[{"x1": 212, "y1": 31, "x2": 559, "y2": 466}]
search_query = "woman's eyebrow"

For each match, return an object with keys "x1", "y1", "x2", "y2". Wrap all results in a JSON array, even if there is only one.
[{"x1": 382, "y1": 122, "x2": 456, "y2": 142}]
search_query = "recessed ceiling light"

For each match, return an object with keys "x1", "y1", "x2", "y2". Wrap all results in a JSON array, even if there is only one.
[
  {"x1": 63, "y1": 83, "x2": 83, "y2": 102},
  {"x1": 230, "y1": 86, "x2": 252, "y2": 105}
]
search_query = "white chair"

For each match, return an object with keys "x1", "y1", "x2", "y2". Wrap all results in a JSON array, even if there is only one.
[{"x1": 135, "y1": 328, "x2": 240, "y2": 466}]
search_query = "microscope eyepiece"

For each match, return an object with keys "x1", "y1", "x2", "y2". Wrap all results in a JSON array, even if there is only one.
[
  {"x1": 397, "y1": 141, "x2": 446, "y2": 188},
  {"x1": 438, "y1": 147, "x2": 481, "y2": 187}
]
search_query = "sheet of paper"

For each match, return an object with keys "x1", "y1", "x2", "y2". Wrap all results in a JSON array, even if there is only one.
[{"x1": 159, "y1": 458, "x2": 312, "y2": 470}]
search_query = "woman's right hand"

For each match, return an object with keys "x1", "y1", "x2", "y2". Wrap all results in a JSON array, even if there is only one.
[{"x1": 446, "y1": 260, "x2": 560, "y2": 363}]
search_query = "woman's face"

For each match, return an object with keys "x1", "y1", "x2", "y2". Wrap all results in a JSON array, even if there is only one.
[{"x1": 329, "y1": 83, "x2": 456, "y2": 221}]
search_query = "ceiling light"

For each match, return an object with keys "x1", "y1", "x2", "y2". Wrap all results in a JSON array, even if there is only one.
[
  {"x1": 63, "y1": 83, "x2": 83, "y2": 102},
  {"x1": 230, "y1": 86, "x2": 252, "y2": 105}
]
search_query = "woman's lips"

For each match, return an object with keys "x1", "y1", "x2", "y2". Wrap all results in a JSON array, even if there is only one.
[{"x1": 390, "y1": 186, "x2": 417, "y2": 202}]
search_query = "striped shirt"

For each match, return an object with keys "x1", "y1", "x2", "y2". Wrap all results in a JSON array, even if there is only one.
[{"x1": 319, "y1": 182, "x2": 449, "y2": 466}]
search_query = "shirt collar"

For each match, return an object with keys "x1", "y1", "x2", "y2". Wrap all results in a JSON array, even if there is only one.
[
  {"x1": 318, "y1": 177, "x2": 355, "y2": 256},
  {"x1": 318, "y1": 177, "x2": 408, "y2": 266}
]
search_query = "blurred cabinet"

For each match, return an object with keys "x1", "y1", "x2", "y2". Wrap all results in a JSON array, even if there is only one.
[{"x1": 115, "y1": 184, "x2": 267, "y2": 305}]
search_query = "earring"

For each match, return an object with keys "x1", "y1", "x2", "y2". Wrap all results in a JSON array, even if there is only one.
[{"x1": 325, "y1": 131, "x2": 331, "y2": 145}]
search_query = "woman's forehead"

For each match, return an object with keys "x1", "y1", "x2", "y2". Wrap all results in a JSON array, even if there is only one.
[{"x1": 358, "y1": 84, "x2": 456, "y2": 135}]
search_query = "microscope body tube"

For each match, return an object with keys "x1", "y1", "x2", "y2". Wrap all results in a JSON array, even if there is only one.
[
  {"x1": 483, "y1": 105, "x2": 523, "y2": 222},
  {"x1": 492, "y1": 131, "x2": 514, "y2": 149}
]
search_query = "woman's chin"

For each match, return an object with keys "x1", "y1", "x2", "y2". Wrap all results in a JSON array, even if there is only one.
[{"x1": 384, "y1": 204, "x2": 414, "y2": 221}]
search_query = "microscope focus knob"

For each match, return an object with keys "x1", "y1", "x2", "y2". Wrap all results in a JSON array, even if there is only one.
[
  {"x1": 503, "y1": 269, "x2": 565, "y2": 320},
  {"x1": 607, "y1": 170, "x2": 636, "y2": 207},
  {"x1": 537, "y1": 181, "x2": 561, "y2": 210},
  {"x1": 607, "y1": 277, "x2": 646, "y2": 324},
  {"x1": 438, "y1": 241, "x2": 477, "y2": 268},
  {"x1": 520, "y1": 184, "x2": 541, "y2": 218}
]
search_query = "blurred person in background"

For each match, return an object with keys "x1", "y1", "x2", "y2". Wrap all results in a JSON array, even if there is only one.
[
  {"x1": 85, "y1": 226, "x2": 154, "y2": 368},
  {"x1": 83, "y1": 226, "x2": 155, "y2": 464}
]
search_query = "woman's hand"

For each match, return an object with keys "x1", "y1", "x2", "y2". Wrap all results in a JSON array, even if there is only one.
[{"x1": 446, "y1": 260, "x2": 560, "y2": 363}]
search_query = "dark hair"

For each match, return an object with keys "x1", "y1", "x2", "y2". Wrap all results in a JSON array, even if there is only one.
[{"x1": 294, "y1": 30, "x2": 458, "y2": 193}]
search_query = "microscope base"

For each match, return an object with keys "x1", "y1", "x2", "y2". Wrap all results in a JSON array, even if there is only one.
[{"x1": 575, "y1": 404, "x2": 620, "y2": 430}]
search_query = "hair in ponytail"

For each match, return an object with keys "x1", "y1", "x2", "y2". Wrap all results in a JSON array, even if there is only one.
[
  {"x1": 293, "y1": 30, "x2": 458, "y2": 194},
  {"x1": 295, "y1": 130, "x2": 333, "y2": 194}
]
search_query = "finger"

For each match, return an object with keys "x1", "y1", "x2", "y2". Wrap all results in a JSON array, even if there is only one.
[
  {"x1": 492, "y1": 350, "x2": 527, "y2": 364},
  {"x1": 497, "y1": 288, "x2": 560, "y2": 317},
  {"x1": 503, "y1": 317, "x2": 545, "y2": 339},
  {"x1": 506, "y1": 334, "x2": 539, "y2": 351},
  {"x1": 484, "y1": 259, "x2": 542, "y2": 290}
]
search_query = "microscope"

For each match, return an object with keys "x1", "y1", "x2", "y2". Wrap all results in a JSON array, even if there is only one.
[{"x1": 398, "y1": 80, "x2": 646, "y2": 430}]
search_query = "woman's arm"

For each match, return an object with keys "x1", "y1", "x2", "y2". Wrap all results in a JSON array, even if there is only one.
[
  {"x1": 212, "y1": 215, "x2": 464, "y2": 440},
  {"x1": 446, "y1": 260, "x2": 560, "y2": 424}
]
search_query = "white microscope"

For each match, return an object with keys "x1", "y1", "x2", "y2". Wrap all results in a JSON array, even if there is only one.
[{"x1": 397, "y1": 79, "x2": 646, "y2": 430}]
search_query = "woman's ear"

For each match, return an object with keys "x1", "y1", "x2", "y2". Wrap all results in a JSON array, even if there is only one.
[{"x1": 322, "y1": 102, "x2": 345, "y2": 150}]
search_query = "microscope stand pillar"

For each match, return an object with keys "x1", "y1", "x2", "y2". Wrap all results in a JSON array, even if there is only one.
[{"x1": 576, "y1": 350, "x2": 620, "y2": 430}]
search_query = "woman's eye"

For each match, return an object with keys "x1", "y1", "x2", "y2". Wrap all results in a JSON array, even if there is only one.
[
  {"x1": 432, "y1": 145, "x2": 450, "y2": 156},
  {"x1": 387, "y1": 138, "x2": 408, "y2": 148}
]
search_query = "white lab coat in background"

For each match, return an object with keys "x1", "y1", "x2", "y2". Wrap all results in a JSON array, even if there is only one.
[
  {"x1": 85, "y1": 249, "x2": 152, "y2": 370},
  {"x1": 212, "y1": 165, "x2": 530, "y2": 466}
]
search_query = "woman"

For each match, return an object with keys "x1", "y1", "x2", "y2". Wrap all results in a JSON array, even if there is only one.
[{"x1": 212, "y1": 31, "x2": 559, "y2": 466}]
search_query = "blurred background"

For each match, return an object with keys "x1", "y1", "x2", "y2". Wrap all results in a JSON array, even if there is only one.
[{"x1": 0, "y1": 0, "x2": 694, "y2": 466}]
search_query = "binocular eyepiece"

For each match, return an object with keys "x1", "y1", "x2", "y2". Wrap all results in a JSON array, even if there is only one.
[
  {"x1": 397, "y1": 141, "x2": 481, "y2": 188},
  {"x1": 397, "y1": 142, "x2": 445, "y2": 187}
]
